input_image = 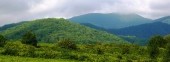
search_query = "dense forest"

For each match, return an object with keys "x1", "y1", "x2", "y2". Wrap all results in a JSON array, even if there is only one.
[{"x1": 0, "y1": 18, "x2": 170, "y2": 62}]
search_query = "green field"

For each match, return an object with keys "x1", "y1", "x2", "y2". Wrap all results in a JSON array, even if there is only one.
[{"x1": 0, "y1": 55, "x2": 75, "y2": 62}]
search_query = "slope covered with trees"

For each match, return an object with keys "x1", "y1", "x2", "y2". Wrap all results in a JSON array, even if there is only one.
[{"x1": 0, "y1": 18, "x2": 128, "y2": 44}]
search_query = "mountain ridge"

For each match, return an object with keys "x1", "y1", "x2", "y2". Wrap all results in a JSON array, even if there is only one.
[
  {"x1": 0, "y1": 18, "x2": 128, "y2": 44},
  {"x1": 70, "y1": 13, "x2": 152, "y2": 29}
]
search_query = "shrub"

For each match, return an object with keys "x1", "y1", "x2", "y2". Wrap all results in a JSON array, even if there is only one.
[
  {"x1": 57, "y1": 39, "x2": 77, "y2": 50},
  {"x1": 2, "y1": 41, "x2": 35, "y2": 57}
]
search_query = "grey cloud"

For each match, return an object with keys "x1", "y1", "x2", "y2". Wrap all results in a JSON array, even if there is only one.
[
  {"x1": 0, "y1": 0, "x2": 40, "y2": 14},
  {"x1": 1, "y1": 0, "x2": 170, "y2": 26},
  {"x1": 150, "y1": 0, "x2": 170, "y2": 10}
]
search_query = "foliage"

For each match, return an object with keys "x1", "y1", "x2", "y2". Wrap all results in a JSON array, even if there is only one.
[
  {"x1": 0, "y1": 34, "x2": 7, "y2": 47},
  {"x1": 21, "y1": 31, "x2": 37, "y2": 47}
]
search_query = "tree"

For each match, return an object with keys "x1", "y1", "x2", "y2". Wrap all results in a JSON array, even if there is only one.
[
  {"x1": 0, "y1": 34, "x2": 7, "y2": 47},
  {"x1": 162, "y1": 43, "x2": 170, "y2": 62},
  {"x1": 21, "y1": 31, "x2": 37, "y2": 47},
  {"x1": 164, "y1": 34, "x2": 170, "y2": 43},
  {"x1": 148, "y1": 35, "x2": 167, "y2": 48},
  {"x1": 162, "y1": 34, "x2": 170, "y2": 62},
  {"x1": 147, "y1": 36, "x2": 163, "y2": 61}
]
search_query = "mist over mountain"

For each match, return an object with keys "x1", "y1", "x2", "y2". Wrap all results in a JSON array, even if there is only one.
[{"x1": 70, "y1": 13, "x2": 152, "y2": 29}]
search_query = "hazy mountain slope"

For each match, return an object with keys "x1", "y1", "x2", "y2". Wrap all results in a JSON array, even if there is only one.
[
  {"x1": 70, "y1": 13, "x2": 152, "y2": 29},
  {"x1": 0, "y1": 18, "x2": 128, "y2": 44},
  {"x1": 108, "y1": 22, "x2": 170, "y2": 39},
  {"x1": 155, "y1": 16, "x2": 170, "y2": 24}
]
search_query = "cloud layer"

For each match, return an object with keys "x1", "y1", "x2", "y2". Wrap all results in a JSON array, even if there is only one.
[{"x1": 0, "y1": 0, "x2": 170, "y2": 26}]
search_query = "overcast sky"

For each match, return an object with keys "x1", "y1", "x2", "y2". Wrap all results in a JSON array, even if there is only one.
[{"x1": 0, "y1": 0, "x2": 170, "y2": 26}]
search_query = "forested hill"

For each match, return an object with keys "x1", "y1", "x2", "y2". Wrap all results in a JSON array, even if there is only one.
[{"x1": 0, "y1": 18, "x2": 128, "y2": 44}]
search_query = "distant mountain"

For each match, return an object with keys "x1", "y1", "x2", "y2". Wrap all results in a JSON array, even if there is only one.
[
  {"x1": 108, "y1": 22, "x2": 170, "y2": 39},
  {"x1": 70, "y1": 13, "x2": 152, "y2": 29},
  {"x1": 155, "y1": 16, "x2": 170, "y2": 24},
  {"x1": 0, "y1": 18, "x2": 128, "y2": 44}
]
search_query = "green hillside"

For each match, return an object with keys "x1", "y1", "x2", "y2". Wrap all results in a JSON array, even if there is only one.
[{"x1": 0, "y1": 18, "x2": 128, "y2": 44}]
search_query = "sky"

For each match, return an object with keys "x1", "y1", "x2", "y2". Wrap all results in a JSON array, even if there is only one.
[{"x1": 0, "y1": 0, "x2": 170, "y2": 26}]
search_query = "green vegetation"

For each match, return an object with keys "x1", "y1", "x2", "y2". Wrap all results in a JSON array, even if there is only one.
[
  {"x1": 0, "y1": 18, "x2": 128, "y2": 44},
  {"x1": 21, "y1": 31, "x2": 37, "y2": 47},
  {"x1": 0, "y1": 34, "x2": 7, "y2": 47}
]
